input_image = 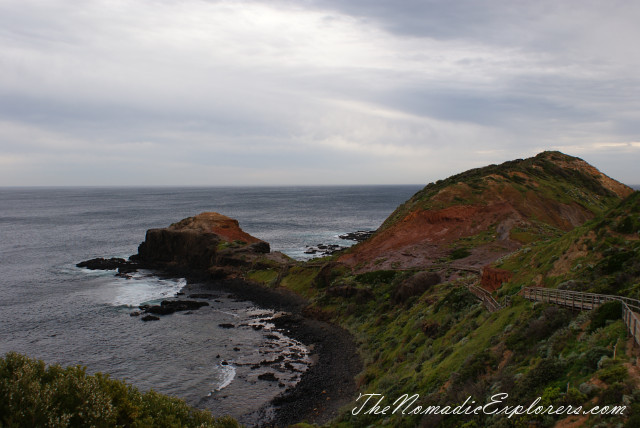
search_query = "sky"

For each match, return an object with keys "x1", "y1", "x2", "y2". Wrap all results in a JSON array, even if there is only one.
[{"x1": 0, "y1": 0, "x2": 639, "y2": 186}]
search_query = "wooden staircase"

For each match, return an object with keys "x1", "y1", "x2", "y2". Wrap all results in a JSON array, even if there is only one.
[{"x1": 468, "y1": 283, "x2": 503, "y2": 313}]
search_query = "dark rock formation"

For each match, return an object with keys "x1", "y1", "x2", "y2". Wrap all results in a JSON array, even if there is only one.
[
  {"x1": 76, "y1": 257, "x2": 135, "y2": 271},
  {"x1": 392, "y1": 271, "x2": 441, "y2": 303},
  {"x1": 144, "y1": 300, "x2": 209, "y2": 316},
  {"x1": 77, "y1": 212, "x2": 289, "y2": 282},
  {"x1": 258, "y1": 372, "x2": 278, "y2": 382},
  {"x1": 304, "y1": 244, "x2": 346, "y2": 256},
  {"x1": 338, "y1": 230, "x2": 376, "y2": 242}
]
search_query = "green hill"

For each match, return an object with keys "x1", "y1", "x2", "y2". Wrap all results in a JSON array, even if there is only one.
[{"x1": 250, "y1": 152, "x2": 640, "y2": 427}]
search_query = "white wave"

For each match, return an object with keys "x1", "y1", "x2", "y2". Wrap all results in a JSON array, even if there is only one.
[
  {"x1": 214, "y1": 363, "x2": 236, "y2": 391},
  {"x1": 79, "y1": 270, "x2": 186, "y2": 307},
  {"x1": 213, "y1": 309, "x2": 239, "y2": 318}
]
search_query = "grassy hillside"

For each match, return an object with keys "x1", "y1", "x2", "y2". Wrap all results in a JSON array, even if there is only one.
[
  {"x1": 496, "y1": 191, "x2": 640, "y2": 298},
  {"x1": 260, "y1": 196, "x2": 640, "y2": 427},
  {"x1": 247, "y1": 153, "x2": 639, "y2": 427}
]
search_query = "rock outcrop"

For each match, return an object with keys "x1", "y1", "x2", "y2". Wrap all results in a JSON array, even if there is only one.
[
  {"x1": 78, "y1": 212, "x2": 285, "y2": 279},
  {"x1": 136, "y1": 212, "x2": 271, "y2": 273},
  {"x1": 480, "y1": 266, "x2": 513, "y2": 291}
]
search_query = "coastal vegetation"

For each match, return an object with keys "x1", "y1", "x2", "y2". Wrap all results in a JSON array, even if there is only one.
[{"x1": 0, "y1": 352, "x2": 239, "y2": 428}]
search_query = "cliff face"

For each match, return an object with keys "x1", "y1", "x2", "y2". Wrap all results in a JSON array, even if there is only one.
[
  {"x1": 137, "y1": 212, "x2": 271, "y2": 272},
  {"x1": 339, "y1": 151, "x2": 633, "y2": 272}
]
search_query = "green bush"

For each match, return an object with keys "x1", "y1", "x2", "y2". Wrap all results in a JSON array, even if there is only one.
[
  {"x1": 589, "y1": 300, "x2": 623, "y2": 332},
  {"x1": 454, "y1": 350, "x2": 496, "y2": 385},
  {"x1": 0, "y1": 352, "x2": 238, "y2": 428},
  {"x1": 514, "y1": 358, "x2": 566, "y2": 399},
  {"x1": 615, "y1": 216, "x2": 636, "y2": 234},
  {"x1": 597, "y1": 250, "x2": 635, "y2": 275},
  {"x1": 355, "y1": 270, "x2": 398, "y2": 285},
  {"x1": 450, "y1": 248, "x2": 471, "y2": 260},
  {"x1": 598, "y1": 364, "x2": 628, "y2": 384},
  {"x1": 583, "y1": 346, "x2": 613, "y2": 370},
  {"x1": 433, "y1": 287, "x2": 477, "y2": 313},
  {"x1": 506, "y1": 306, "x2": 572, "y2": 352}
]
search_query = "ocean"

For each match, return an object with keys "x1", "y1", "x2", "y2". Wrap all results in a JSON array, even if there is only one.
[{"x1": 0, "y1": 185, "x2": 421, "y2": 424}]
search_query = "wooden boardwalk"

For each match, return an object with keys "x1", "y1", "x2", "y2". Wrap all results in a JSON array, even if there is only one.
[{"x1": 521, "y1": 287, "x2": 640, "y2": 346}]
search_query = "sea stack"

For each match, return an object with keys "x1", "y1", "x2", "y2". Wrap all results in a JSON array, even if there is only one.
[{"x1": 136, "y1": 212, "x2": 271, "y2": 273}]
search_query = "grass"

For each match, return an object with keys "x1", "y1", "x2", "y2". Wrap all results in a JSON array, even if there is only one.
[
  {"x1": 278, "y1": 265, "x2": 321, "y2": 298},
  {"x1": 246, "y1": 268, "x2": 279, "y2": 286}
]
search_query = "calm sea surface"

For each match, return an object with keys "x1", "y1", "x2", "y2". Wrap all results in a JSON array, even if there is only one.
[{"x1": 0, "y1": 185, "x2": 421, "y2": 423}]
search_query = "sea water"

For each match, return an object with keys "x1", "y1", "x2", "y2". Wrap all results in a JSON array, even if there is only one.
[{"x1": 0, "y1": 185, "x2": 421, "y2": 423}]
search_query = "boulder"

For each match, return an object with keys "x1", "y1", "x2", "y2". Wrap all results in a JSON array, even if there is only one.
[{"x1": 76, "y1": 257, "x2": 132, "y2": 270}]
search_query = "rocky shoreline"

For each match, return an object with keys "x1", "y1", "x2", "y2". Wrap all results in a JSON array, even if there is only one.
[
  {"x1": 303, "y1": 229, "x2": 377, "y2": 256},
  {"x1": 77, "y1": 260, "x2": 361, "y2": 426},
  {"x1": 181, "y1": 278, "x2": 361, "y2": 427},
  {"x1": 76, "y1": 212, "x2": 362, "y2": 426}
]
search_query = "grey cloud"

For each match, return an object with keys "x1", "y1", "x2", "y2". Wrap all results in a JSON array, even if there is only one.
[{"x1": 0, "y1": 0, "x2": 638, "y2": 185}]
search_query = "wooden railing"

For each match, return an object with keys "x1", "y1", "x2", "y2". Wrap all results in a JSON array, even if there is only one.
[
  {"x1": 468, "y1": 284, "x2": 502, "y2": 313},
  {"x1": 522, "y1": 287, "x2": 640, "y2": 346}
]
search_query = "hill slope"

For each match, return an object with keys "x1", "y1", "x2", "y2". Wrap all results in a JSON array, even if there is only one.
[
  {"x1": 339, "y1": 151, "x2": 633, "y2": 273},
  {"x1": 496, "y1": 190, "x2": 640, "y2": 298}
]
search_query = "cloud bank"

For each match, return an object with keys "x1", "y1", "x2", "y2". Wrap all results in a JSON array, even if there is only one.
[{"x1": 1, "y1": 0, "x2": 638, "y2": 185}]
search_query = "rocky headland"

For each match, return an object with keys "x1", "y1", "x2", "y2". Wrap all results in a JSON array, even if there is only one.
[{"x1": 77, "y1": 211, "x2": 361, "y2": 427}]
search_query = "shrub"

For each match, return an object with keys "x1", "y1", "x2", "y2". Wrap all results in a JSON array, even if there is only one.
[
  {"x1": 434, "y1": 287, "x2": 477, "y2": 313},
  {"x1": 392, "y1": 272, "x2": 441, "y2": 304},
  {"x1": 583, "y1": 346, "x2": 613, "y2": 370},
  {"x1": 615, "y1": 216, "x2": 636, "y2": 234},
  {"x1": 0, "y1": 352, "x2": 238, "y2": 428},
  {"x1": 454, "y1": 350, "x2": 496, "y2": 385},
  {"x1": 506, "y1": 306, "x2": 572, "y2": 352},
  {"x1": 355, "y1": 270, "x2": 398, "y2": 285},
  {"x1": 598, "y1": 364, "x2": 628, "y2": 384},
  {"x1": 597, "y1": 250, "x2": 635, "y2": 275},
  {"x1": 589, "y1": 300, "x2": 623, "y2": 332},
  {"x1": 514, "y1": 358, "x2": 566, "y2": 399},
  {"x1": 450, "y1": 248, "x2": 471, "y2": 260}
]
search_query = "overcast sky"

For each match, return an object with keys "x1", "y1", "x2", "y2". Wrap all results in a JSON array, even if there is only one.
[{"x1": 1, "y1": 0, "x2": 639, "y2": 186}]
